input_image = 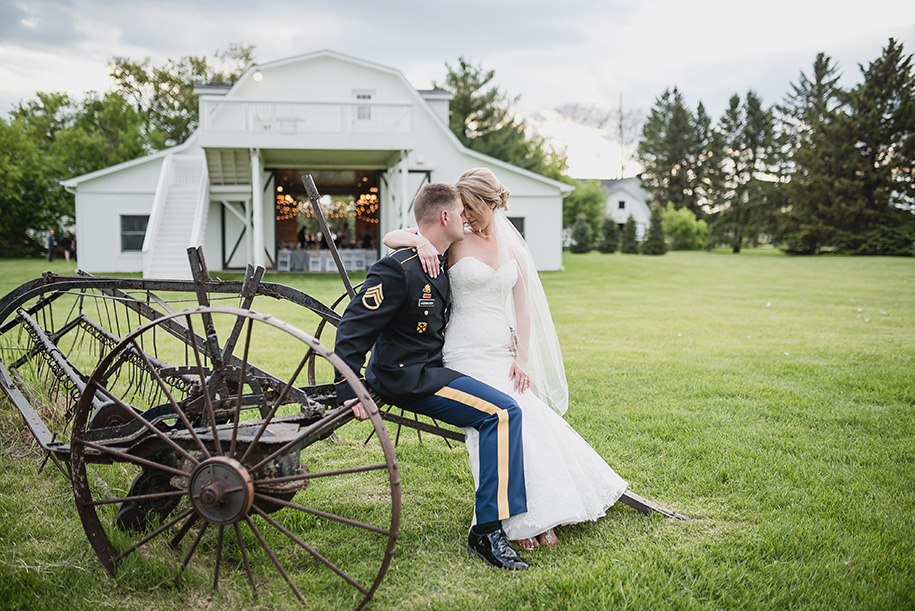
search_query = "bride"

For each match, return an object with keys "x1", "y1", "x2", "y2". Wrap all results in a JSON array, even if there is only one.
[{"x1": 384, "y1": 168, "x2": 627, "y2": 550}]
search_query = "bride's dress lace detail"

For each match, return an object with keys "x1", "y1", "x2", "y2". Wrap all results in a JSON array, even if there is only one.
[{"x1": 443, "y1": 257, "x2": 627, "y2": 540}]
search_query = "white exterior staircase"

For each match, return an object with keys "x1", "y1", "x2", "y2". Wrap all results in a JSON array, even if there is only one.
[{"x1": 143, "y1": 154, "x2": 208, "y2": 279}]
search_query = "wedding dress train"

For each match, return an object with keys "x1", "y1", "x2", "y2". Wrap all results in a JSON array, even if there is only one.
[{"x1": 443, "y1": 256, "x2": 628, "y2": 540}]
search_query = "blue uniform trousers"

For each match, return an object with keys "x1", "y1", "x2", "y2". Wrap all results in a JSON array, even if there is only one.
[{"x1": 402, "y1": 376, "x2": 527, "y2": 524}]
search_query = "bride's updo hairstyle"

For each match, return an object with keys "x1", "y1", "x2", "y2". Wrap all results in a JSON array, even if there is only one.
[{"x1": 455, "y1": 167, "x2": 510, "y2": 218}]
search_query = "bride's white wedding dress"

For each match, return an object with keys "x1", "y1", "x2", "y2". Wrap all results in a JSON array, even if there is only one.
[{"x1": 443, "y1": 256, "x2": 628, "y2": 540}]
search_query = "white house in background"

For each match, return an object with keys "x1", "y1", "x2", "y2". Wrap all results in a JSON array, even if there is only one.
[
  {"x1": 600, "y1": 177, "x2": 652, "y2": 240},
  {"x1": 62, "y1": 50, "x2": 572, "y2": 278}
]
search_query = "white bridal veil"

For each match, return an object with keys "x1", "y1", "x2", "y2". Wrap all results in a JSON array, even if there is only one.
[{"x1": 493, "y1": 209, "x2": 569, "y2": 415}]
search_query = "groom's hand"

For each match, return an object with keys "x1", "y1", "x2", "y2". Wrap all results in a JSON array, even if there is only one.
[{"x1": 344, "y1": 398, "x2": 370, "y2": 421}]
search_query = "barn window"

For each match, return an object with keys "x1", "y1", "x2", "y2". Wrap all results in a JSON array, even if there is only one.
[
  {"x1": 354, "y1": 90, "x2": 374, "y2": 120},
  {"x1": 618, "y1": 200, "x2": 626, "y2": 210},
  {"x1": 508, "y1": 216, "x2": 525, "y2": 239},
  {"x1": 120, "y1": 215, "x2": 149, "y2": 252}
]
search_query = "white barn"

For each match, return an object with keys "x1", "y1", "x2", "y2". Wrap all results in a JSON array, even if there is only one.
[
  {"x1": 601, "y1": 177, "x2": 652, "y2": 240},
  {"x1": 62, "y1": 50, "x2": 572, "y2": 278}
]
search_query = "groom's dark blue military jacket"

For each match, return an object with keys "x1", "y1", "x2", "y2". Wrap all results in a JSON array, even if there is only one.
[{"x1": 333, "y1": 247, "x2": 461, "y2": 405}]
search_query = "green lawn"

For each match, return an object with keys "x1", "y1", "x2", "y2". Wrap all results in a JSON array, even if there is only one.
[{"x1": 0, "y1": 250, "x2": 912, "y2": 610}]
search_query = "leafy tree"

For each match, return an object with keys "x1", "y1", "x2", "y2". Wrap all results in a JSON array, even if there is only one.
[
  {"x1": 436, "y1": 57, "x2": 568, "y2": 180},
  {"x1": 3, "y1": 93, "x2": 78, "y2": 251},
  {"x1": 597, "y1": 216, "x2": 620, "y2": 253},
  {"x1": 640, "y1": 205, "x2": 668, "y2": 255},
  {"x1": 638, "y1": 87, "x2": 710, "y2": 217},
  {"x1": 620, "y1": 215, "x2": 639, "y2": 253},
  {"x1": 661, "y1": 202, "x2": 708, "y2": 249},
  {"x1": 110, "y1": 43, "x2": 255, "y2": 149},
  {"x1": 569, "y1": 214, "x2": 593, "y2": 253},
  {"x1": 562, "y1": 179, "x2": 605, "y2": 234}
]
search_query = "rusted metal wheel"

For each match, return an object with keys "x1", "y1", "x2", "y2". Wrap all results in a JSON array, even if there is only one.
[{"x1": 69, "y1": 307, "x2": 400, "y2": 609}]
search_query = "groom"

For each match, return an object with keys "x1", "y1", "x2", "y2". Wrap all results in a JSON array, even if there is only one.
[{"x1": 333, "y1": 182, "x2": 530, "y2": 570}]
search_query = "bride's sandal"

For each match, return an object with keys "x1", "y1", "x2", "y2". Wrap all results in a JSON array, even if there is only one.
[
  {"x1": 514, "y1": 537, "x2": 540, "y2": 550},
  {"x1": 537, "y1": 529, "x2": 559, "y2": 547}
]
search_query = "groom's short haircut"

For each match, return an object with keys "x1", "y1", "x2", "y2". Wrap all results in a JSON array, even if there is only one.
[{"x1": 413, "y1": 183, "x2": 459, "y2": 226}]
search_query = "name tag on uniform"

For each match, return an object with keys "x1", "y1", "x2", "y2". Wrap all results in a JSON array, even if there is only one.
[{"x1": 418, "y1": 298, "x2": 435, "y2": 307}]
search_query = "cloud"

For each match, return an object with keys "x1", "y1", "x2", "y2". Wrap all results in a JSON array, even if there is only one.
[{"x1": 0, "y1": 0, "x2": 85, "y2": 49}]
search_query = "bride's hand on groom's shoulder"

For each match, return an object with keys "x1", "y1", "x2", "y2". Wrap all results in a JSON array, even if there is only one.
[{"x1": 417, "y1": 241, "x2": 440, "y2": 277}]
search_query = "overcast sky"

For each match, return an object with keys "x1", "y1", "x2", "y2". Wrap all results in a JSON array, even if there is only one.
[{"x1": 2, "y1": 0, "x2": 913, "y2": 177}]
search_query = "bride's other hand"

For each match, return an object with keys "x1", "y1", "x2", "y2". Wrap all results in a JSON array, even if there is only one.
[
  {"x1": 509, "y1": 361, "x2": 530, "y2": 394},
  {"x1": 417, "y1": 241, "x2": 440, "y2": 278}
]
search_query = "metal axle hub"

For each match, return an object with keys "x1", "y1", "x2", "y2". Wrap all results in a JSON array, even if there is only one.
[{"x1": 189, "y1": 456, "x2": 254, "y2": 525}]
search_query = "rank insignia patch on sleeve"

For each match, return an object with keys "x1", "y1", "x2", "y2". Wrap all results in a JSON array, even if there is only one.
[
  {"x1": 362, "y1": 284, "x2": 384, "y2": 310},
  {"x1": 417, "y1": 322, "x2": 427, "y2": 333}
]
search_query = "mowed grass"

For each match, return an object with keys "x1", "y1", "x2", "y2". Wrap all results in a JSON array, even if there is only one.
[{"x1": 0, "y1": 250, "x2": 913, "y2": 610}]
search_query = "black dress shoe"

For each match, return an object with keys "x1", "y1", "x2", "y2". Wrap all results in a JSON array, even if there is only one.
[{"x1": 467, "y1": 528, "x2": 530, "y2": 570}]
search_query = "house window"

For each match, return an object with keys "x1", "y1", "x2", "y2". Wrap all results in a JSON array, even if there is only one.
[
  {"x1": 354, "y1": 90, "x2": 374, "y2": 120},
  {"x1": 618, "y1": 200, "x2": 626, "y2": 210},
  {"x1": 508, "y1": 216, "x2": 525, "y2": 239},
  {"x1": 120, "y1": 215, "x2": 149, "y2": 252}
]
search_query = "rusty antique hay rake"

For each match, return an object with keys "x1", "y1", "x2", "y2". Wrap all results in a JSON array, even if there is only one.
[{"x1": 0, "y1": 176, "x2": 686, "y2": 610}]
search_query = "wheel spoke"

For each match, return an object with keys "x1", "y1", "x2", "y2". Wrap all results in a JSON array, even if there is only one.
[
  {"x1": 248, "y1": 406, "x2": 351, "y2": 474},
  {"x1": 170, "y1": 513, "x2": 199, "y2": 550},
  {"x1": 213, "y1": 525, "x2": 225, "y2": 590},
  {"x1": 253, "y1": 492, "x2": 389, "y2": 535},
  {"x1": 228, "y1": 318, "x2": 254, "y2": 459},
  {"x1": 76, "y1": 439, "x2": 190, "y2": 480},
  {"x1": 251, "y1": 504, "x2": 367, "y2": 595},
  {"x1": 233, "y1": 522, "x2": 256, "y2": 593},
  {"x1": 175, "y1": 521, "x2": 209, "y2": 584},
  {"x1": 245, "y1": 516, "x2": 305, "y2": 605},
  {"x1": 87, "y1": 383, "x2": 201, "y2": 467},
  {"x1": 185, "y1": 316, "x2": 223, "y2": 456},
  {"x1": 128, "y1": 338, "x2": 211, "y2": 459},
  {"x1": 113, "y1": 506, "x2": 196, "y2": 563},
  {"x1": 85, "y1": 487, "x2": 186, "y2": 507},
  {"x1": 255, "y1": 463, "x2": 387, "y2": 487},
  {"x1": 238, "y1": 352, "x2": 309, "y2": 464}
]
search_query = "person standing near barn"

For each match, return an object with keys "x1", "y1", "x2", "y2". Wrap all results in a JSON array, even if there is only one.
[
  {"x1": 46, "y1": 229, "x2": 55, "y2": 262},
  {"x1": 60, "y1": 231, "x2": 73, "y2": 263}
]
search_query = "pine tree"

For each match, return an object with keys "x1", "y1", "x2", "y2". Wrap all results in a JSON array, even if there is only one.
[
  {"x1": 711, "y1": 91, "x2": 778, "y2": 253},
  {"x1": 569, "y1": 214, "x2": 593, "y2": 253},
  {"x1": 597, "y1": 216, "x2": 619, "y2": 253},
  {"x1": 779, "y1": 52, "x2": 845, "y2": 254},
  {"x1": 638, "y1": 87, "x2": 710, "y2": 217},
  {"x1": 837, "y1": 38, "x2": 915, "y2": 254},
  {"x1": 620, "y1": 215, "x2": 639, "y2": 253},
  {"x1": 641, "y1": 205, "x2": 668, "y2": 255}
]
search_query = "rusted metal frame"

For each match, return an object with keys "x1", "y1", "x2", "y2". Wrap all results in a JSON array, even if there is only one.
[
  {"x1": 0, "y1": 276, "x2": 341, "y2": 330},
  {"x1": 85, "y1": 283, "x2": 318, "y2": 411},
  {"x1": 0, "y1": 289, "x2": 68, "y2": 335},
  {"x1": 221, "y1": 263, "x2": 266, "y2": 363},
  {"x1": 187, "y1": 247, "x2": 227, "y2": 374},
  {"x1": 302, "y1": 174, "x2": 356, "y2": 299},
  {"x1": 617, "y1": 490, "x2": 691, "y2": 520},
  {"x1": 0, "y1": 359, "x2": 67, "y2": 456},
  {"x1": 379, "y1": 412, "x2": 466, "y2": 443},
  {"x1": 14, "y1": 309, "x2": 104, "y2": 412},
  {"x1": 78, "y1": 315, "x2": 196, "y2": 393},
  {"x1": 248, "y1": 406, "x2": 353, "y2": 473},
  {"x1": 11, "y1": 313, "x2": 84, "y2": 369}
]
